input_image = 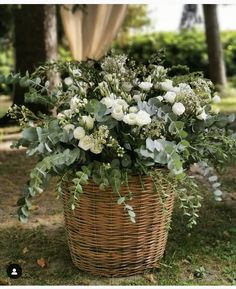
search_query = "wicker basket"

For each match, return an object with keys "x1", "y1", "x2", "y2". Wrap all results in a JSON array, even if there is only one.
[{"x1": 62, "y1": 174, "x2": 175, "y2": 277}]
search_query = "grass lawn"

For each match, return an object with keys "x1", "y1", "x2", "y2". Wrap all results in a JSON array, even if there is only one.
[{"x1": 0, "y1": 147, "x2": 235, "y2": 285}]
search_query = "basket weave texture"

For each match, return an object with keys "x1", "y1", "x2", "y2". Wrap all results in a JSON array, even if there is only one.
[{"x1": 62, "y1": 174, "x2": 175, "y2": 277}]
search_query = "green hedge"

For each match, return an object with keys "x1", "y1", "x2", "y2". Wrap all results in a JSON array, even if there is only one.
[{"x1": 113, "y1": 30, "x2": 236, "y2": 78}]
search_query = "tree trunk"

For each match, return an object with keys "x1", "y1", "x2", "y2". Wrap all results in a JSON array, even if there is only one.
[
  {"x1": 13, "y1": 4, "x2": 57, "y2": 106},
  {"x1": 203, "y1": 4, "x2": 227, "y2": 87}
]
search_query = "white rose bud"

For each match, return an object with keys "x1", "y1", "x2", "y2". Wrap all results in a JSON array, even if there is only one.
[
  {"x1": 81, "y1": 115, "x2": 95, "y2": 129},
  {"x1": 64, "y1": 124, "x2": 75, "y2": 132},
  {"x1": 111, "y1": 104, "x2": 124, "y2": 121},
  {"x1": 172, "y1": 102, "x2": 185, "y2": 116},
  {"x1": 136, "y1": 110, "x2": 151, "y2": 126},
  {"x1": 197, "y1": 109, "x2": 207, "y2": 120},
  {"x1": 138, "y1": 82, "x2": 153, "y2": 91},
  {"x1": 78, "y1": 135, "x2": 93, "y2": 151},
  {"x1": 114, "y1": 99, "x2": 129, "y2": 111},
  {"x1": 64, "y1": 77, "x2": 73, "y2": 86},
  {"x1": 73, "y1": 127, "x2": 86, "y2": 140},
  {"x1": 122, "y1": 82, "x2": 133, "y2": 92},
  {"x1": 160, "y1": 79, "x2": 174, "y2": 91},
  {"x1": 133, "y1": 94, "x2": 141, "y2": 102},
  {"x1": 157, "y1": 96, "x2": 163, "y2": 102},
  {"x1": 123, "y1": 113, "x2": 137, "y2": 125},
  {"x1": 164, "y1": 91, "x2": 176, "y2": 104},
  {"x1": 212, "y1": 95, "x2": 221, "y2": 103},
  {"x1": 57, "y1": 113, "x2": 65, "y2": 120}
]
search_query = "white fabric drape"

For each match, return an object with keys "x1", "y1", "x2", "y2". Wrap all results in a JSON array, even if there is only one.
[{"x1": 60, "y1": 4, "x2": 127, "y2": 61}]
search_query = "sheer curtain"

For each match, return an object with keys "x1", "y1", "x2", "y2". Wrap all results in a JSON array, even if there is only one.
[{"x1": 60, "y1": 4, "x2": 127, "y2": 61}]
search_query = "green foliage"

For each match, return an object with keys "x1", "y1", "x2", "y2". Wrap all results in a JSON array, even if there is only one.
[{"x1": 113, "y1": 30, "x2": 236, "y2": 78}]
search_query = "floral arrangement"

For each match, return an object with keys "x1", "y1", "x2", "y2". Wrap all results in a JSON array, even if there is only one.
[{"x1": 8, "y1": 54, "x2": 236, "y2": 227}]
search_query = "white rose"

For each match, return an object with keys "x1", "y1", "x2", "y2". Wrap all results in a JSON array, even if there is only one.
[
  {"x1": 64, "y1": 77, "x2": 73, "y2": 86},
  {"x1": 101, "y1": 97, "x2": 115, "y2": 109},
  {"x1": 157, "y1": 96, "x2": 163, "y2": 102},
  {"x1": 133, "y1": 94, "x2": 141, "y2": 102},
  {"x1": 129, "y1": 106, "x2": 138, "y2": 113},
  {"x1": 57, "y1": 113, "x2": 65, "y2": 120},
  {"x1": 72, "y1": 69, "x2": 81, "y2": 76},
  {"x1": 63, "y1": 109, "x2": 73, "y2": 118},
  {"x1": 212, "y1": 95, "x2": 221, "y2": 103},
  {"x1": 90, "y1": 143, "x2": 103, "y2": 154},
  {"x1": 136, "y1": 110, "x2": 151, "y2": 126},
  {"x1": 160, "y1": 79, "x2": 174, "y2": 91},
  {"x1": 172, "y1": 102, "x2": 185, "y2": 116},
  {"x1": 78, "y1": 135, "x2": 93, "y2": 151},
  {"x1": 123, "y1": 113, "x2": 137, "y2": 125},
  {"x1": 114, "y1": 99, "x2": 129, "y2": 111},
  {"x1": 73, "y1": 127, "x2": 86, "y2": 140},
  {"x1": 64, "y1": 124, "x2": 75, "y2": 132},
  {"x1": 138, "y1": 82, "x2": 153, "y2": 91},
  {"x1": 196, "y1": 109, "x2": 207, "y2": 120},
  {"x1": 164, "y1": 91, "x2": 176, "y2": 104},
  {"x1": 111, "y1": 104, "x2": 124, "y2": 121},
  {"x1": 81, "y1": 115, "x2": 95, "y2": 129}
]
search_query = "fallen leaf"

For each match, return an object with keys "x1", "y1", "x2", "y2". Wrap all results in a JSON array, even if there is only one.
[
  {"x1": 23, "y1": 247, "x2": 29, "y2": 254},
  {"x1": 37, "y1": 257, "x2": 46, "y2": 268},
  {"x1": 145, "y1": 273, "x2": 157, "y2": 284},
  {"x1": 223, "y1": 230, "x2": 230, "y2": 239}
]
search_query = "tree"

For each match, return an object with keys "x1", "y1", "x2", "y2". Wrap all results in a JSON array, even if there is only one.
[
  {"x1": 0, "y1": 4, "x2": 58, "y2": 126},
  {"x1": 203, "y1": 4, "x2": 227, "y2": 87},
  {"x1": 117, "y1": 5, "x2": 151, "y2": 45}
]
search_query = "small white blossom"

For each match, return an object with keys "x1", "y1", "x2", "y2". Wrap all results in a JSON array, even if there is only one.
[
  {"x1": 136, "y1": 110, "x2": 151, "y2": 126},
  {"x1": 63, "y1": 109, "x2": 73, "y2": 118},
  {"x1": 78, "y1": 135, "x2": 93, "y2": 151},
  {"x1": 57, "y1": 113, "x2": 65, "y2": 120},
  {"x1": 139, "y1": 82, "x2": 153, "y2": 91},
  {"x1": 164, "y1": 91, "x2": 176, "y2": 104},
  {"x1": 81, "y1": 115, "x2": 95, "y2": 129},
  {"x1": 64, "y1": 77, "x2": 73, "y2": 86},
  {"x1": 111, "y1": 104, "x2": 124, "y2": 121},
  {"x1": 64, "y1": 124, "x2": 75, "y2": 132},
  {"x1": 197, "y1": 109, "x2": 207, "y2": 120},
  {"x1": 160, "y1": 79, "x2": 174, "y2": 91},
  {"x1": 129, "y1": 106, "x2": 138, "y2": 113},
  {"x1": 123, "y1": 113, "x2": 137, "y2": 125},
  {"x1": 157, "y1": 96, "x2": 163, "y2": 102},
  {"x1": 172, "y1": 102, "x2": 185, "y2": 116},
  {"x1": 122, "y1": 82, "x2": 133, "y2": 92},
  {"x1": 73, "y1": 127, "x2": 86, "y2": 140},
  {"x1": 212, "y1": 94, "x2": 221, "y2": 103},
  {"x1": 70, "y1": 96, "x2": 80, "y2": 111},
  {"x1": 72, "y1": 69, "x2": 81, "y2": 76}
]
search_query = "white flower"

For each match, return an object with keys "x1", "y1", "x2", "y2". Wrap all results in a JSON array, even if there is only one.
[
  {"x1": 197, "y1": 109, "x2": 207, "y2": 120},
  {"x1": 101, "y1": 94, "x2": 116, "y2": 109},
  {"x1": 72, "y1": 69, "x2": 81, "y2": 76},
  {"x1": 73, "y1": 127, "x2": 86, "y2": 140},
  {"x1": 139, "y1": 82, "x2": 153, "y2": 91},
  {"x1": 172, "y1": 102, "x2": 185, "y2": 116},
  {"x1": 114, "y1": 99, "x2": 129, "y2": 111},
  {"x1": 57, "y1": 113, "x2": 65, "y2": 120},
  {"x1": 157, "y1": 96, "x2": 163, "y2": 102},
  {"x1": 122, "y1": 82, "x2": 133, "y2": 92},
  {"x1": 129, "y1": 106, "x2": 138, "y2": 113},
  {"x1": 136, "y1": 110, "x2": 151, "y2": 126},
  {"x1": 64, "y1": 124, "x2": 75, "y2": 132},
  {"x1": 63, "y1": 109, "x2": 73, "y2": 118},
  {"x1": 78, "y1": 135, "x2": 93, "y2": 151},
  {"x1": 160, "y1": 79, "x2": 174, "y2": 91},
  {"x1": 70, "y1": 96, "x2": 80, "y2": 111},
  {"x1": 111, "y1": 104, "x2": 124, "y2": 121},
  {"x1": 81, "y1": 115, "x2": 95, "y2": 129},
  {"x1": 90, "y1": 143, "x2": 103, "y2": 154},
  {"x1": 64, "y1": 77, "x2": 73, "y2": 86},
  {"x1": 164, "y1": 91, "x2": 176, "y2": 104},
  {"x1": 133, "y1": 94, "x2": 142, "y2": 102},
  {"x1": 123, "y1": 113, "x2": 137, "y2": 125},
  {"x1": 212, "y1": 94, "x2": 221, "y2": 103}
]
